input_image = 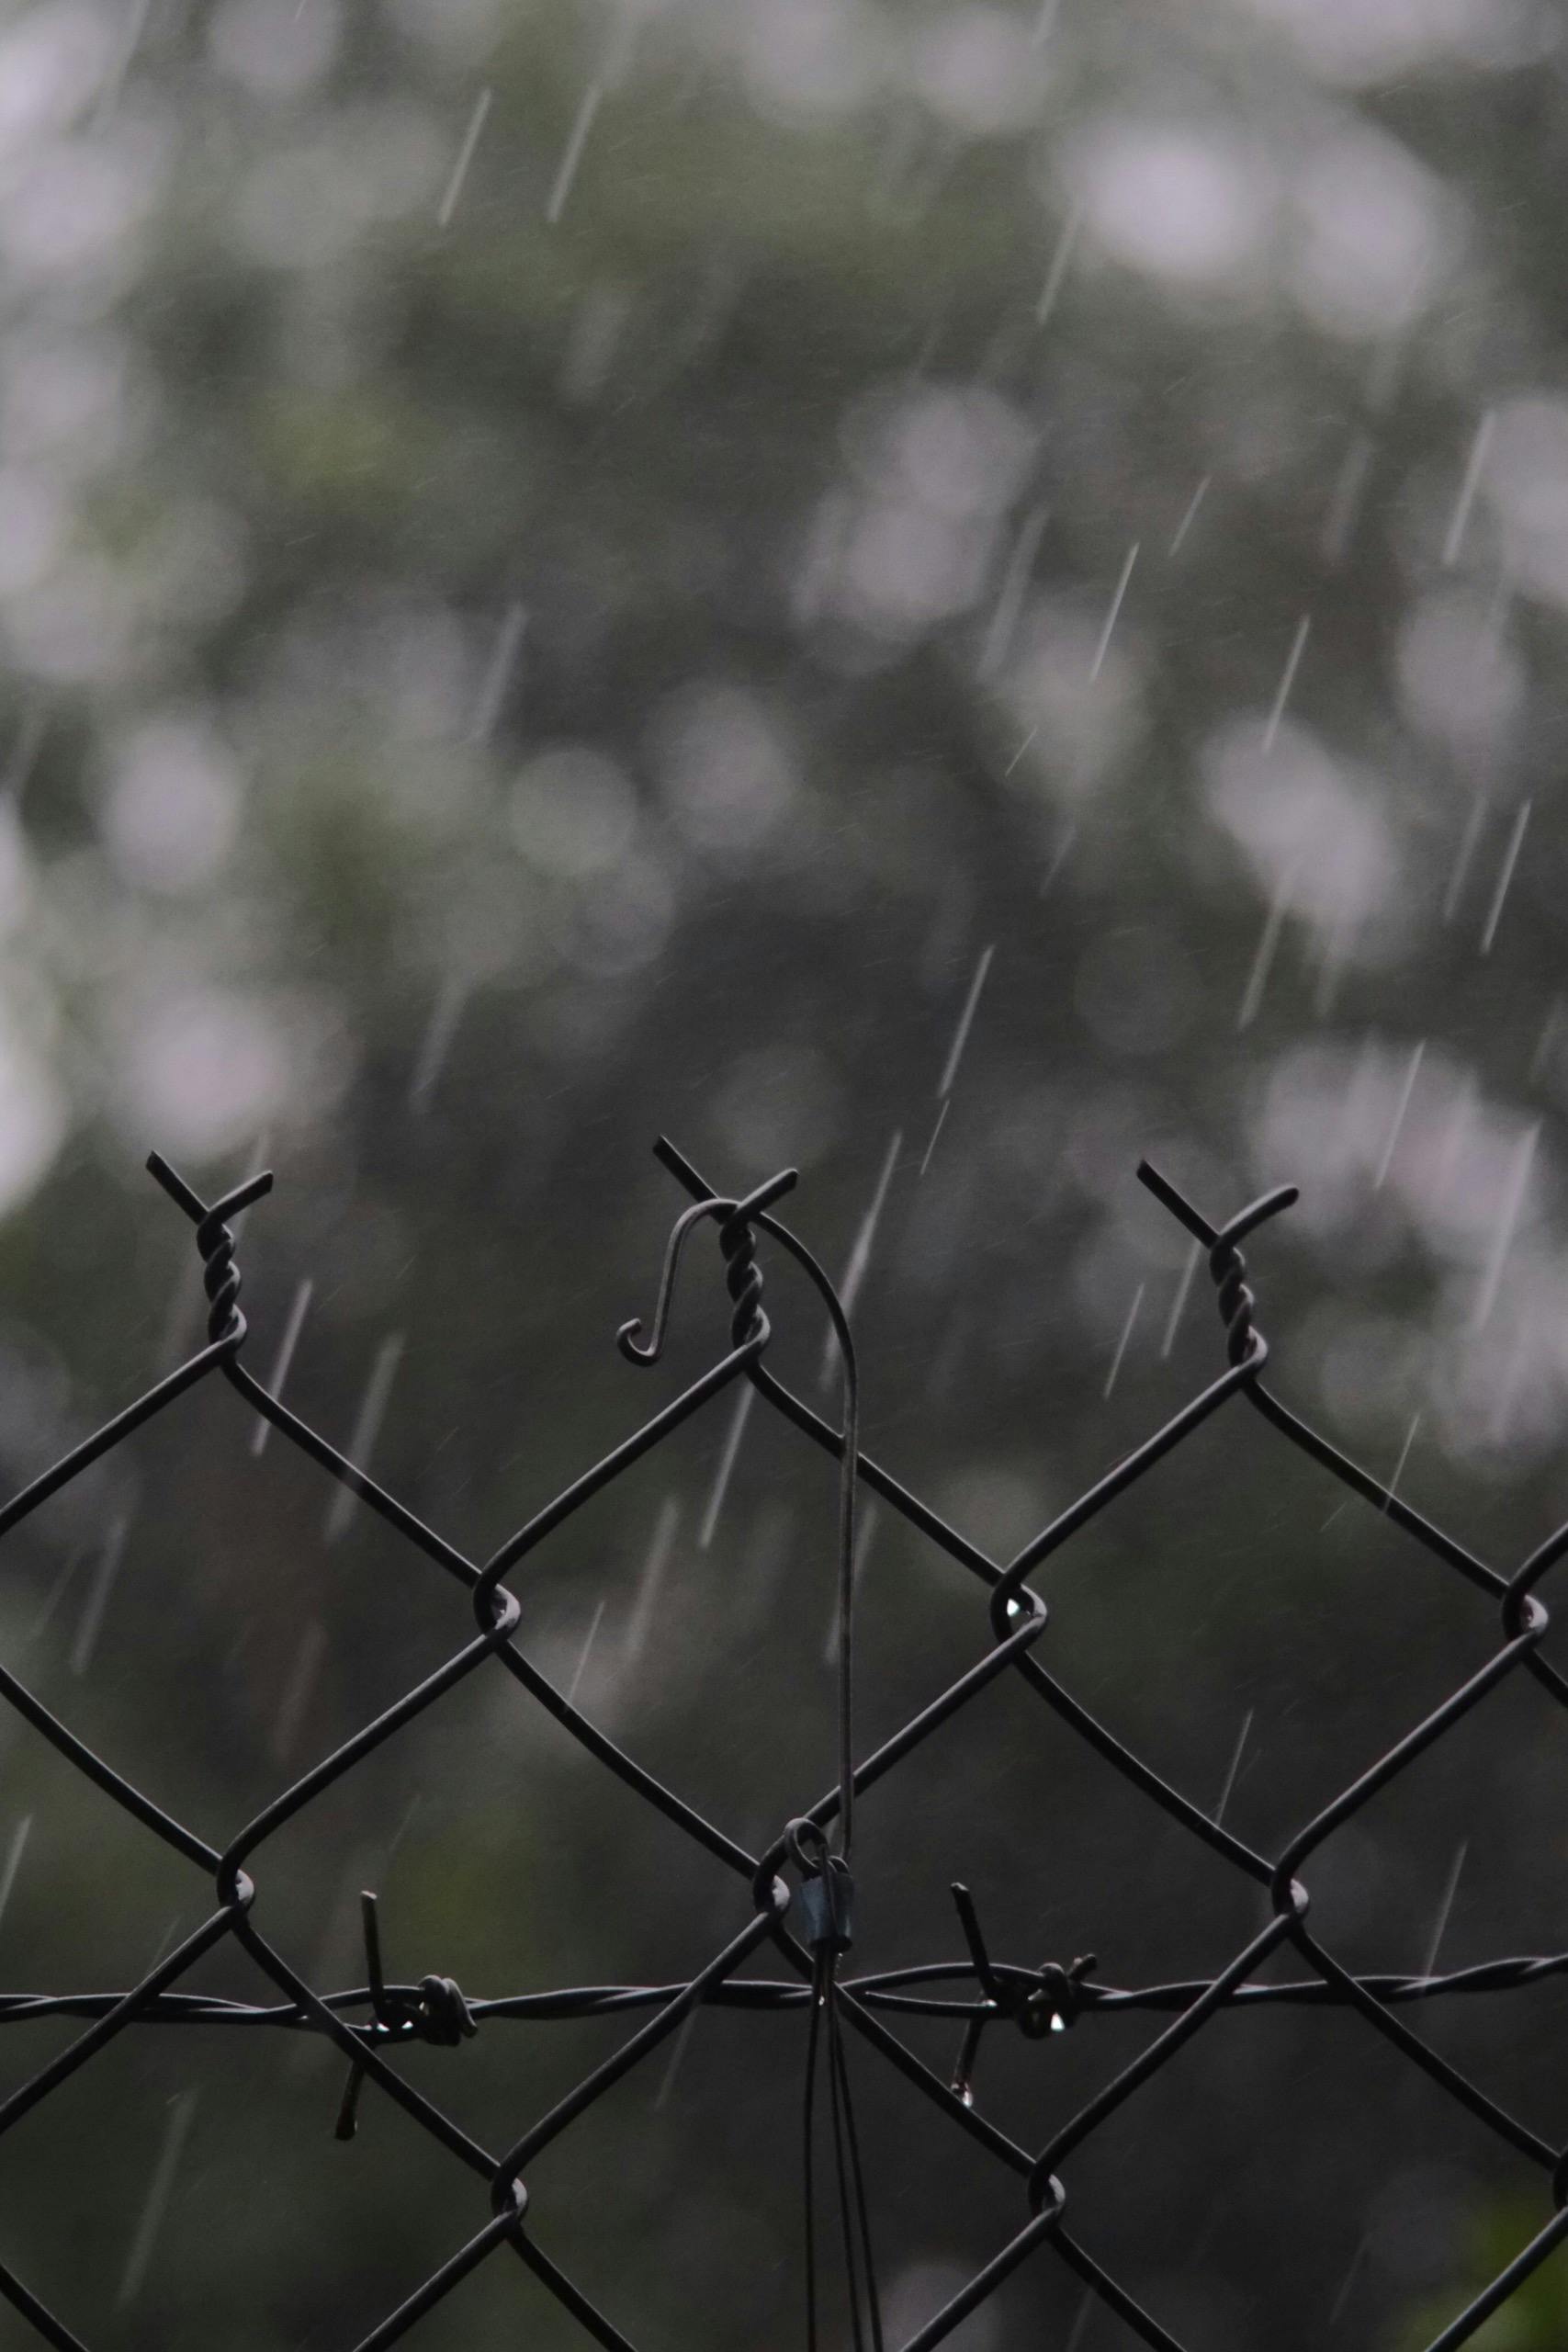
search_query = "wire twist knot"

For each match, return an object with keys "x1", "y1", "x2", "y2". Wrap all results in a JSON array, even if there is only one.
[
  {"x1": 333, "y1": 1894, "x2": 476, "y2": 2141},
  {"x1": 1017, "y1": 1954, "x2": 1097, "y2": 2041},
  {"x1": 145, "y1": 1154, "x2": 274, "y2": 1352},
  {"x1": 1209, "y1": 1237, "x2": 1261, "y2": 1368},
  {"x1": 194, "y1": 1204, "x2": 249, "y2": 1348},
  {"x1": 720, "y1": 1211, "x2": 767, "y2": 1350}
]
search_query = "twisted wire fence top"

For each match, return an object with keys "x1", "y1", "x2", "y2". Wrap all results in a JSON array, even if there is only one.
[{"x1": 0, "y1": 1134, "x2": 1565, "y2": 2350}]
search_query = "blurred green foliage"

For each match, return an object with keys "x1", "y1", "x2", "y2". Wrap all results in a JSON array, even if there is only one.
[{"x1": 0, "y1": 0, "x2": 1567, "y2": 2346}]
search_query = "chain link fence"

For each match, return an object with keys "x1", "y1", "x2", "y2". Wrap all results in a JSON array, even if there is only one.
[{"x1": 0, "y1": 1133, "x2": 1563, "y2": 2350}]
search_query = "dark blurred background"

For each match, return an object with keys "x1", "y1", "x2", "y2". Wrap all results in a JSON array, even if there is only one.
[{"x1": 1, "y1": 0, "x2": 1567, "y2": 2344}]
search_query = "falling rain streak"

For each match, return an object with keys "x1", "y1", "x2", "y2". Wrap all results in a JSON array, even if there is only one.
[
  {"x1": 1328, "y1": 2239, "x2": 1368, "y2": 2327},
  {"x1": 698, "y1": 1383, "x2": 753, "y2": 1552},
  {"x1": 567, "y1": 1598, "x2": 607, "y2": 1708},
  {"x1": 252, "y1": 1277, "x2": 313, "y2": 1454},
  {"x1": 625, "y1": 1495, "x2": 681, "y2": 1665},
  {"x1": 1160, "y1": 1242, "x2": 1201, "y2": 1359},
  {"x1": 467, "y1": 601, "x2": 526, "y2": 743},
  {"x1": 1089, "y1": 540, "x2": 1138, "y2": 679},
  {"x1": 938, "y1": 944, "x2": 995, "y2": 1099},
  {"x1": 653, "y1": 2007, "x2": 698, "y2": 2110},
  {"x1": 1382, "y1": 1414, "x2": 1420, "y2": 1512},
  {"x1": 1002, "y1": 724, "x2": 1038, "y2": 776},
  {"x1": 71, "y1": 1517, "x2": 130, "y2": 1678},
  {"x1": 1263, "y1": 615, "x2": 1311, "y2": 752},
  {"x1": 437, "y1": 87, "x2": 492, "y2": 229},
  {"x1": 1479, "y1": 799, "x2": 1530, "y2": 955},
  {"x1": 1102, "y1": 1283, "x2": 1145, "y2": 1398},
  {"x1": 980, "y1": 503, "x2": 1050, "y2": 677},
  {"x1": 408, "y1": 972, "x2": 470, "y2": 1114},
  {"x1": 825, "y1": 1505, "x2": 880, "y2": 1666},
  {"x1": 1213, "y1": 1709, "x2": 1254, "y2": 1827},
  {"x1": 1064, "y1": 2290, "x2": 1095, "y2": 2351},
  {"x1": 1372, "y1": 1041, "x2": 1425, "y2": 1190},
  {"x1": 117, "y1": 2094, "x2": 198, "y2": 2308},
  {"x1": 1472, "y1": 1121, "x2": 1538, "y2": 1330},
  {"x1": 1530, "y1": 995, "x2": 1562, "y2": 1083},
  {"x1": 272, "y1": 1618, "x2": 328, "y2": 1761},
  {"x1": 818, "y1": 1129, "x2": 902, "y2": 1385},
  {"x1": 1320, "y1": 432, "x2": 1373, "y2": 566},
  {"x1": 1443, "y1": 791, "x2": 1488, "y2": 922},
  {"x1": 324, "y1": 1336, "x2": 404, "y2": 1544},
  {"x1": 1442, "y1": 409, "x2": 1495, "y2": 569},
  {"x1": 1422, "y1": 1840, "x2": 1469, "y2": 1976},
  {"x1": 547, "y1": 81, "x2": 604, "y2": 225},
  {"x1": 0, "y1": 1817, "x2": 31, "y2": 1935},
  {"x1": 918, "y1": 1097, "x2": 949, "y2": 1178},
  {"x1": 1034, "y1": 200, "x2": 1082, "y2": 327},
  {"x1": 1236, "y1": 865, "x2": 1294, "y2": 1030},
  {"x1": 1168, "y1": 472, "x2": 1211, "y2": 558}
]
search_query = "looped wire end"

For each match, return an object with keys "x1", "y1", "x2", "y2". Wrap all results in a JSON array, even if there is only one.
[
  {"x1": 787, "y1": 1819, "x2": 854, "y2": 1955},
  {"x1": 618, "y1": 1160, "x2": 797, "y2": 1364}
]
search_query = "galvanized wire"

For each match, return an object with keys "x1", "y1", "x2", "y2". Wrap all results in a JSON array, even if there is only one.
[{"x1": 0, "y1": 1134, "x2": 1564, "y2": 2351}]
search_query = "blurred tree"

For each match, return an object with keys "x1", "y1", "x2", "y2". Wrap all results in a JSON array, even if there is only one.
[{"x1": 0, "y1": 0, "x2": 1566, "y2": 2346}]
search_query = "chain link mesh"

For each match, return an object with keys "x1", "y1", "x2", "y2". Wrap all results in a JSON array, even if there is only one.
[{"x1": 0, "y1": 1133, "x2": 1562, "y2": 2351}]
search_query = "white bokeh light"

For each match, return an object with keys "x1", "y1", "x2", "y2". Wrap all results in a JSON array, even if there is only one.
[
  {"x1": 123, "y1": 985, "x2": 341, "y2": 1160},
  {"x1": 101, "y1": 716, "x2": 245, "y2": 894},
  {"x1": 908, "y1": 6, "x2": 1048, "y2": 137},
  {"x1": 1288, "y1": 123, "x2": 1455, "y2": 338},
  {"x1": 1203, "y1": 715, "x2": 1402, "y2": 935},
  {"x1": 1484, "y1": 396, "x2": 1568, "y2": 609},
  {"x1": 1071, "y1": 119, "x2": 1269, "y2": 288},
  {"x1": 510, "y1": 744, "x2": 638, "y2": 878}
]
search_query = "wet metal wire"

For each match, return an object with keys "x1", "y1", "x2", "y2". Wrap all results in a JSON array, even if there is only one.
[{"x1": 1, "y1": 1136, "x2": 1566, "y2": 2349}]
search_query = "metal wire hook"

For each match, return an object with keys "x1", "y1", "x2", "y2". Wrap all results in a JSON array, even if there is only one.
[{"x1": 616, "y1": 1167, "x2": 798, "y2": 1364}]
